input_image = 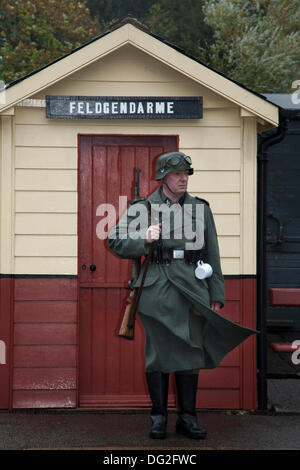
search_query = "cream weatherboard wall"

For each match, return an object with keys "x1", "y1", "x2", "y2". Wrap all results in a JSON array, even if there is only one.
[
  {"x1": 0, "y1": 113, "x2": 14, "y2": 276},
  {"x1": 12, "y1": 44, "x2": 257, "y2": 277}
]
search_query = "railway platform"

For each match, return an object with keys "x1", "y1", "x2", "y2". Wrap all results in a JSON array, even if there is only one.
[{"x1": 1, "y1": 406, "x2": 299, "y2": 452}]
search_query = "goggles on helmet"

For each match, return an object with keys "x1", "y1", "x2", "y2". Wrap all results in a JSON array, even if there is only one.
[{"x1": 157, "y1": 154, "x2": 192, "y2": 170}]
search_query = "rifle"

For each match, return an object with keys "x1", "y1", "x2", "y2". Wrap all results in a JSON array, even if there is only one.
[{"x1": 118, "y1": 169, "x2": 153, "y2": 340}]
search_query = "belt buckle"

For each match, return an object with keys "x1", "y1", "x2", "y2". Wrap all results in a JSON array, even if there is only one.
[{"x1": 173, "y1": 250, "x2": 184, "y2": 259}]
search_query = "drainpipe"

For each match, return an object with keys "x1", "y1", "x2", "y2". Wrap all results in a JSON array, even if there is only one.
[{"x1": 257, "y1": 109, "x2": 289, "y2": 410}]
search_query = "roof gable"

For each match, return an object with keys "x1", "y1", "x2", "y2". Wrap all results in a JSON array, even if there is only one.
[{"x1": 0, "y1": 19, "x2": 278, "y2": 126}]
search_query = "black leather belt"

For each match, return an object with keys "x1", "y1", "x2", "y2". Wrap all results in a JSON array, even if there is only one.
[{"x1": 150, "y1": 246, "x2": 204, "y2": 264}]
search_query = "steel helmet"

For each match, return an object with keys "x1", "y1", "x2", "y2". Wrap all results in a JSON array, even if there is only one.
[{"x1": 154, "y1": 152, "x2": 194, "y2": 180}]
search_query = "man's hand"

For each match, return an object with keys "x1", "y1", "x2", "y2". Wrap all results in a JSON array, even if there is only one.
[
  {"x1": 145, "y1": 223, "x2": 161, "y2": 243},
  {"x1": 211, "y1": 302, "x2": 222, "y2": 313}
]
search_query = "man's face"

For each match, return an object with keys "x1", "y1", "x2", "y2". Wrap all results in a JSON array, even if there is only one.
[{"x1": 163, "y1": 169, "x2": 189, "y2": 197}]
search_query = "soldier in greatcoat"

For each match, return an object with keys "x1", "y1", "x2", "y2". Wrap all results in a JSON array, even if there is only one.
[{"x1": 108, "y1": 152, "x2": 256, "y2": 440}]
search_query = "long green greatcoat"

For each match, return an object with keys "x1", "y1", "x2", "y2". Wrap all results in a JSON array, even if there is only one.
[{"x1": 108, "y1": 187, "x2": 256, "y2": 373}]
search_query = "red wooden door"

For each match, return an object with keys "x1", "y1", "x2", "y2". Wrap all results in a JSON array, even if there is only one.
[{"x1": 79, "y1": 135, "x2": 178, "y2": 407}]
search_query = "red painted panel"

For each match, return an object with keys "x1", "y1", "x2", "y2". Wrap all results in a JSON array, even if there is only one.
[
  {"x1": 14, "y1": 324, "x2": 76, "y2": 345},
  {"x1": 199, "y1": 367, "x2": 240, "y2": 389},
  {"x1": 13, "y1": 390, "x2": 76, "y2": 408},
  {"x1": 270, "y1": 342, "x2": 300, "y2": 353},
  {"x1": 221, "y1": 301, "x2": 241, "y2": 323},
  {"x1": 14, "y1": 346, "x2": 76, "y2": 367},
  {"x1": 78, "y1": 286, "x2": 168, "y2": 407},
  {"x1": 196, "y1": 278, "x2": 257, "y2": 410},
  {"x1": 269, "y1": 288, "x2": 300, "y2": 306},
  {"x1": 197, "y1": 389, "x2": 240, "y2": 409},
  {"x1": 224, "y1": 278, "x2": 241, "y2": 300},
  {"x1": 14, "y1": 300, "x2": 77, "y2": 323},
  {"x1": 12, "y1": 277, "x2": 77, "y2": 409},
  {"x1": 240, "y1": 278, "x2": 257, "y2": 410},
  {"x1": 14, "y1": 277, "x2": 77, "y2": 300},
  {"x1": 13, "y1": 368, "x2": 76, "y2": 390},
  {"x1": 8, "y1": 276, "x2": 257, "y2": 409},
  {"x1": 0, "y1": 277, "x2": 13, "y2": 408},
  {"x1": 80, "y1": 394, "x2": 151, "y2": 407},
  {"x1": 219, "y1": 348, "x2": 239, "y2": 367}
]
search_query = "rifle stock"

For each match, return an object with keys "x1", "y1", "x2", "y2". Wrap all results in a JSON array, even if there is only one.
[
  {"x1": 118, "y1": 244, "x2": 153, "y2": 340},
  {"x1": 118, "y1": 259, "x2": 141, "y2": 340},
  {"x1": 118, "y1": 200, "x2": 152, "y2": 340}
]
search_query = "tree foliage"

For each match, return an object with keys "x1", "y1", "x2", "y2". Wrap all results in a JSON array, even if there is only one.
[
  {"x1": 0, "y1": 0, "x2": 100, "y2": 83},
  {"x1": 147, "y1": 0, "x2": 213, "y2": 59},
  {"x1": 0, "y1": 0, "x2": 298, "y2": 93},
  {"x1": 200, "y1": 0, "x2": 300, "y2": 93},
  {"x1": 86, "y1": 0, "x2": 213, "y2": 65},
  {"x1": 86, "y1": 0, "x2": 156, "y2": 28}
]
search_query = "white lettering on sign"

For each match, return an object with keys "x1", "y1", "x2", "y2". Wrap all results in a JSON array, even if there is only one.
[
  {"x1": 147, "y1": 102, "x2": 153, "y2": 113},
  {"x1": 137, "y1": 102, "x2": 144, "y2": 114},
  {"x1": 68, "y1": 100, "x2": 175, "y2": 116},
  {"x1": 120, "y1": 102, "x2": 127, "y2": 114},
  {"x1": 48, "y1": 96, "x2": 203, "y2": 119},
  {"x1": 129, "y1": 102, "x2": 136, "y2": 113},
  {"x1": 0, "y1": 340, "x2": 6, "y2": 365},
  {"x1": 86, "y1": 102, "x2": 93, "y2": 114},
  {"x1": 70, "y1": 101, "x2": 76, "y2": 113},
  {"x1": 111, "y1": 102, "x2": 118, "y2": 114},
  {"x1": 155, "y1": 102, "x2": 165, "y2": 113},
  {"x1": 167, "y1": 102, "x2": 174, "y2": 113},
  {"x1": 78, "y1": 102, "x2": 85, "y2": 114}
]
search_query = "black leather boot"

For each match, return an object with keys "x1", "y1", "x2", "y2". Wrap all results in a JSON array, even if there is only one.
[
  {"x1": 146, "y1": 371, "x2": 169, "y2": 439},
  {"x1": 175, "y1": 373, "x2": 207, "y2": 440}
]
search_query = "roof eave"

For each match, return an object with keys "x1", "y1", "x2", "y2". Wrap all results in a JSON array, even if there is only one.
[{"x1": 0, "y1": 22, "x2": 279, "y2": 126}]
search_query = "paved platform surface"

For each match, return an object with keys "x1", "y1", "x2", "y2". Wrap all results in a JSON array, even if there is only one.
[{"x1": 1, "y1": 408, "x2": 300, "y2": 451}]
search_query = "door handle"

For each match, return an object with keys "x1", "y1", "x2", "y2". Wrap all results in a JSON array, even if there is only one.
[{"x1": 90, "y1": 264, "x2": 96, "y2": 272}]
